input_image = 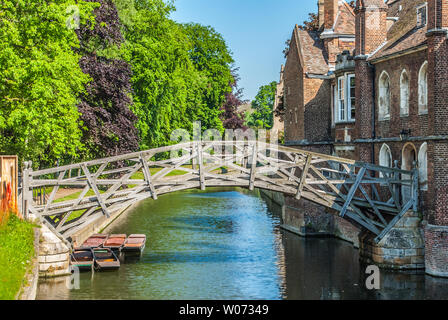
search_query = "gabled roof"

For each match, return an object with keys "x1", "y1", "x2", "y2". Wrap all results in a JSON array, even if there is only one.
[
  {"x1": 294, "y1": 27, "x2": 329, "y2": 75},
  {"x1": 368, "y1": 0, "x2": 428, "y2": 61},
  {"x1": 333, "y1": 1, "x2": 356, "y2": 34},
  {"x1": 368, "y1": 27, "x2": 427, "y2": 61}
]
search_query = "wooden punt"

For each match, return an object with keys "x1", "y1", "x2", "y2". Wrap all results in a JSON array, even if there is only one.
[
  {"x1": 93, "y1": 248, "x2": 120, "y2": 271},
  {"x1": 122, "y1": 234, "x2": 146, "y2": 254},
  {"x1": 80, "y1": 234, "x2": 108, "y2": 249},
  {"x1": 70, "y1": 248, "x2": 94, "y2": 272},
  {"x1": 103, "y1": 234, "x2": 127, "y2": 253}
]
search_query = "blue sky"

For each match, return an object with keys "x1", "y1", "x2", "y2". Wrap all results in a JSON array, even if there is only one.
[{"x1": 170, "y1": 0, "x2": 317, "y2": 102}]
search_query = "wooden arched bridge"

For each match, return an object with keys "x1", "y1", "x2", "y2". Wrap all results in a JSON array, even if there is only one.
[{"x1": 21, "y1": 141, "x2": 418, "y2": 244}]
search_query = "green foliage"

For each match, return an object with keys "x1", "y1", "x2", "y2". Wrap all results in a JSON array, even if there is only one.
[
  {"x1": 0, "y1": 0, "x2": 238, "y2": 166},
  {"x1": 247, "y1": 81, "x2": 277, "y2": 129},
  {"x1": 0, "y1": 0, "x2": 98, "y2": 167},
  {"x1": 113, "y1": 0, "x2": 234, "y2": 149},
  {"x1": 181, "y1": 23, "x2": 234, "y2": 130},
  {"x1": 0, "y1": 215, "x2": 36, "y2": 300}
]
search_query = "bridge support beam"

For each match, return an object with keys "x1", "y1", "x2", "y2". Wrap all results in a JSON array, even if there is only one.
[
  {"x1": 359, "y1": 210, "x2": 424, "y2": 270},
  {"x1": 38, "y1": 224, "x2": 71, "y2": 278},
  {"x1": 249, "y1": 143, "x2": 257, "y2": 191},
  {"x1": 295, "y1": 155, "x2": 311, "y2": 200},
  {"x1": 197, "y1": 142, "x2": 206, "y2": 191},
  {"x1": 140, "y1": 154, "x2": 158, "y2": 200}
]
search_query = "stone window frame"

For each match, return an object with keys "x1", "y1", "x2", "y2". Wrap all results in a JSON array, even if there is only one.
[
  {"x1": 348, "y1": 74, "x2": 356, "y2": 121},
  {"x1": 334, "y1": 73, "x2": 355, "y2": 124},
  {"x1": 401, "y1": 142, "x2": 417, "y2": 171},
  {"x1": 331, "y1": 84, "x2": 336, "y2": 128},
  {"x1": 379, "y1": 143, "x2": 393, "y2": 180},
  {"x1": 418, "y1": 142, "x2": 428, "y2": 191},
  {"x1": 401, "y1": 142, "x2": 418, "y2": 203},
  {"x1": 400, "y1": 69, "x2": 410, "y2": 117},
  {"x1": 378, "y1": 70, "x2": 391, "y2": 121},
  {"x1": 416, "y1": 3, "x2": 428, "y2": 28},
  {"x1": 418, "y1": 61, "x2": 428, "y2": 115}
]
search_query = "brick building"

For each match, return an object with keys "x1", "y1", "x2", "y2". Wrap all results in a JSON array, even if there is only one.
[{"x1": 278, "y1": 0, "x2": 448, "y2": 277}]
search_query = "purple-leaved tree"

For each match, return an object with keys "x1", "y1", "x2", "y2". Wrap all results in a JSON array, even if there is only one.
[
  {"x1": 220, "y1": 70, "x2": 247, "y2": 130},
  {"x1": 76, "y1": 0, "x2": 139, "y2": 159}
]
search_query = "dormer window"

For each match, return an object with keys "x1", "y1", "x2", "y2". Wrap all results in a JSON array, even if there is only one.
[{"x1": 417, "y1": 4, "x2": 427, "y2": 28}]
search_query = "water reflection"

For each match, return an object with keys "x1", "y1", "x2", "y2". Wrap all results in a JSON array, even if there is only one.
[{"x1": 36, "y1": 188, "x2": 448, "y2": 300}]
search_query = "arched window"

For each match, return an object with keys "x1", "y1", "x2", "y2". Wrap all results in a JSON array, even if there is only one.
[
  {"x1": 402, "y1": 143, "x2": 417, "y2": 204},
  {"x1": 379, "y1": 71, "x2": 391, "y2": 120},
  {"x1": 379, "y1": 144, "x2": 392, "y2": 178},
  {"x1": 418, "y1": 61, "x2": 428, "y2": 114},
  {"x1": 400, "y1": 69, "x2": 409, "y2": 116},
  {"x1": 418, "y1": 142, "x2": 428, "y2": 191}
]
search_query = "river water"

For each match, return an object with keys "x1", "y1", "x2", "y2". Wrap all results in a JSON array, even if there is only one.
[{"x1": 37, "y1": 188, "x2": 448, "y2": 300}]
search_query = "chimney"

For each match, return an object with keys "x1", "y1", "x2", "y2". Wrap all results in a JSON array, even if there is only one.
[
  {"x1": 355, "y1": 0, "x2": 388, "y2": 56},
  {"x1": 324, "y1": 0, "x2": 339, "y2": 30},
  {"x1": 424, "y1": 1, "x2": 448, "y2": 279},
  {"x1": 318, "y1": 0, "x2": 326, "y2": 28},
  {"x1": 427, "y1": 0, "x2": 448, "y2": 136},
  {"x1": 427, "y1": 0, "x2": 448, "y2": 30},
  {"x1": 353, "y1": 0, "x2": 387, "y2": 164}
]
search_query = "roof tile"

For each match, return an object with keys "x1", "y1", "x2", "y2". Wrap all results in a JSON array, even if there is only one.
[
  {"x1": 296, "y1": 28, "x2": 329, "y2": 75},
  {"x1": 369, "y1": 0, "x2": 428, "y2": 61}
]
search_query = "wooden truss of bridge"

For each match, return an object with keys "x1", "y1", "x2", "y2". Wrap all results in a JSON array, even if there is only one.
[{"x1": 21, "y1": 141, "x2": 419, "y2": 244}]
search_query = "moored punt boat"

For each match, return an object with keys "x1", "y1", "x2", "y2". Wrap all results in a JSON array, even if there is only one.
[
  {"x1": 122, "y1": 234, "x2": 146, "y2": 255},
  {"x1": 81, "y1": 234, "x2": 108, "y2": 249},
  {"x1": 70, "y1": 248, "x2": 94, "y2": 272},
  {"x1": 103, "y1": 234, "x2": 127, "y2": 253},
  {"x1": 93, "y1": 248, "x2": 120, "y2": 271}
]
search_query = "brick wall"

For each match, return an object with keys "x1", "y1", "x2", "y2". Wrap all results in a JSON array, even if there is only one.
[
  {"x1": 425, "y1": 224, "x2": 448, "y2": 277},
  {"x1": 427, "y1": 0, "x2": 448, "y2": 30},
  {"x1": 427, "y1": 29, "x2": 448, "y2": 226},
  {"x1": 355, "y1": 0, "x2": 388, "y2": 56},
  {"x1": 424, "y1": 0, "x2": 448, "y2": 275},
  {"x1": 354, "y1": 57, "x2": 374, "y2": 163},
  {"x1": 283, "y1": 30, "x2": 304, "y2": 142},
  {"x1": 324, "y1": 0, "x2": 338, "y2": 30},
  {"x1": 304, "y1": 78, "x2": 332, "y2": 142},
  {"x1": 373, "y1": 50, "x2": 429, "y2": 138}
]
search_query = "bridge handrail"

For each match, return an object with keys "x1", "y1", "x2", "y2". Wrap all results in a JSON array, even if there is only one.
[{"x1": 28, "y1": 141, "x2": 413, "y2": 177}]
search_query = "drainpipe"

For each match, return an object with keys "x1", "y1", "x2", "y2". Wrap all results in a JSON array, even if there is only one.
[{"x1": 369, "y1": 61, "x2": 376, "y2": 165}]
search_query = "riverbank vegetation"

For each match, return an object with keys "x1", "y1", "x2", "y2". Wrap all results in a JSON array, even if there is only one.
[
  {"x1": 0, "y1": 215, "x2": 36, "y2": 300},
  {"x1": 0, "y1": 0, "x2": 246, "y2": 169}
]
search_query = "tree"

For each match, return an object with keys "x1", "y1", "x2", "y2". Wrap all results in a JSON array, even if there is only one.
[
  {"x1": 283, "y1": 39, "x2": 291, "y2": 58},
  {"x1": 112, "y1": 0, "x2": 196, "y2": 148},
  {"x1": 182, "y1": 23, "x2": 234, "y2": 131},
  {"x1": 113, "y1": 0, "x2": 237, "y2": 148},
  {"x1": 220, "y1": 70, "x2": 247, "y2": 130},
  {"x1": 76, "y1": 0, "x2": 139, "y2": 159},
  {"x1": 0, "y1": 0, "x2": 97, "y2": 167},
  {"x1": 297, "y1": 13, "x2": 319, "y2": 31},
  {"x1": 274, "y1": 95, "x2": 285, "y2": 119},
  {"x1": 247, "y1": 81, "x2": 277, "y2": 129}
]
